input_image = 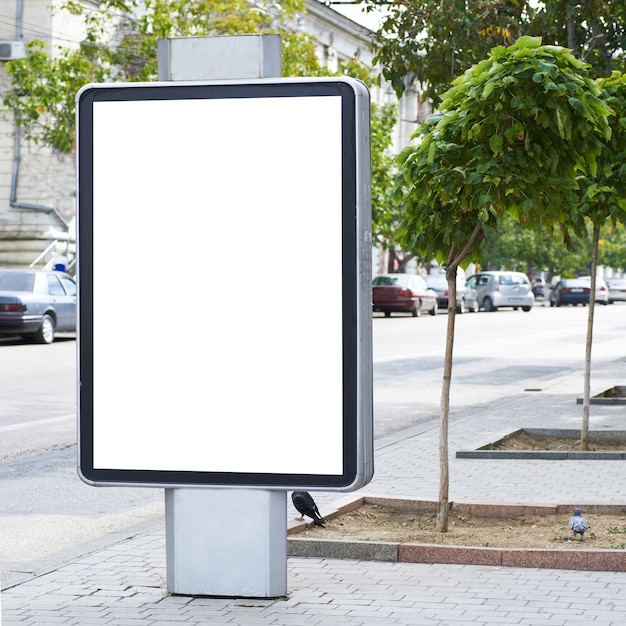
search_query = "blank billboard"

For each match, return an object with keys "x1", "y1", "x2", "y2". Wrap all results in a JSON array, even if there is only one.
[{"x1": 77, "y1": 78, "x2": 372, "y2": 490}]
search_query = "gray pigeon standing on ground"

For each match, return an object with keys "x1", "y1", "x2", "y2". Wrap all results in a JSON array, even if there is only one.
[
  {"x1": 568, "y1": 507, "x2": 588, "y2": 540},
  {"x1": 292, "y1": 491, "x2": 325, "y2": 527}
]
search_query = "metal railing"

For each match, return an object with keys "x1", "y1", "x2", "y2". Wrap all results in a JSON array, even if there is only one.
[{"x1": 29, "y1": 239, "x2": 76, "y2": 274}]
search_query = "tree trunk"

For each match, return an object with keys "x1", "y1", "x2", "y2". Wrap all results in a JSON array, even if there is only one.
[
  {"x1": 581, "y1": 224, "x2": 600, "y2": 450},
  {"x1": 566, "y1": 2, "x2": 577, "y2": 50},
  {"x1": 436, "y1": 265, "x2": 458, "y2": 532}
]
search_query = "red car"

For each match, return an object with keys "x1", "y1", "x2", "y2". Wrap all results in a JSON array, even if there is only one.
[{"x1": 373, "y1": 274, "x2": 438, "y2": 317}]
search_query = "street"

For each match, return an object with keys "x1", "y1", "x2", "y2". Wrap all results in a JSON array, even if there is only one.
[
  {"x1": 0, "y1": 335, "x2": 76, "y2": 463},
  {"x1": 1, "y1": 302, "x2": 626, "y2": 588},
  {"x1": 373, "y1": 301, "x2": 626, "y2": 437}
]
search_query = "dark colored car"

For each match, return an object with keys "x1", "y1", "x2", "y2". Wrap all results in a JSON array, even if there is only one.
[
  {"x1": 549, "y1": 277, "x2": 609, "y2": 307},
  {"x1": 424, "y1": 274, "x2": 478, "y2": 313},
  {"x1": 373, "y1": 273, "x2": 438, "y2": 317},
  {"x1": 0, "y1": 269, "x2": 76, "y2": 343}
]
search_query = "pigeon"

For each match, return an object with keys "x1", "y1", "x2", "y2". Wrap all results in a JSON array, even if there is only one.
[
  {"x1": 568, "y1": 507, "x2": 588, "y2": 540},
  {"x1": 292, "y1": 491, "x2": 325, "y2": 527}
]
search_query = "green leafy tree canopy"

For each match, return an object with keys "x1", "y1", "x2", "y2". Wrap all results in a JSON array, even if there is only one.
[
  {"x1": 371, "y1": 0, "x2": 626, "y2": 104},
  {"x1": 3, "y1": 0, "x2": 323, "y2": 153},
  {"x1": 395, "y1": 36, "x2": 612, "y2": 265},
  {"x1": 580, "y1": 71, "x2": 626, "y2": 229}
]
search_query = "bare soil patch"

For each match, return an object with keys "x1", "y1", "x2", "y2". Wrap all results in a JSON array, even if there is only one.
[
  {"x1": 299, "y1": 504, "x2": 626, "y2": 550},
  {"x1": 297, "y1": 431, "x2": 626, "y2": 550},
  {"x1": 596, "y1": 386, "x2": 626, "y2": 398},
  {"x1": 486, "y1": 430, "x2": 626, "y2": 452}
]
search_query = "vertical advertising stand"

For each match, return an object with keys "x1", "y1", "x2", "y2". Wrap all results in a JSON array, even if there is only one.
[{"x1": 76, "y1": 35, "x2": 372, "y2": 597}]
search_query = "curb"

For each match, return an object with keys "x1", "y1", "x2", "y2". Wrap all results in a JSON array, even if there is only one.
[
  {"x1": 288, "y1": 496, "x2": 626, "y2": 571},
  {"x1": 577, "y1": 385, "x2": 626, "y2": 405},
  {"x1": 456, "y1": 450, "x2": 626, "y2": 459},
  {"x1": 457, "y1": 428, "x2": 626, "y2": 460}
]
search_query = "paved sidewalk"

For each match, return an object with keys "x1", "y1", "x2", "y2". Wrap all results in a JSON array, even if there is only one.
[{"x1": 3, "y1": 356, "x2": 626, "y2": 624}]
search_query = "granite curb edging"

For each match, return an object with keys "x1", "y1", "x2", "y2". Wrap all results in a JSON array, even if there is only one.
[
  {"x1": 576, "y1": 385, "x2": 626, "y2": 405},
  {"x1": 456, "y1": 450, "x2": 626, "y2": 459},
  {"x1": 457, "y1": 428, "x2": 626, "y2": 460},
  {"x1": 287, "y1": 495, "x2": 626, "y2": 572}
]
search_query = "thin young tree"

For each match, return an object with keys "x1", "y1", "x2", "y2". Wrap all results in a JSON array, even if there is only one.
[
  {"x1": 394, "y1": 37, "x2": 611, "y2": 531},
  {"x1": 577, "y1": 72, "x2": 626, "y2": 449}
]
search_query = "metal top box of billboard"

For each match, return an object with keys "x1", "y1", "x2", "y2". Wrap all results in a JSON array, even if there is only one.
[{"x1": 76, "y1": 77, "x2": 373, "y2": 490}]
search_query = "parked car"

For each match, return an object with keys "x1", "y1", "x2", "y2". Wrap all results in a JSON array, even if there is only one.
[
  {"x1": 0, "y1": 269, "x2": 76, "y2": 343},
  {"x1": 549, "y1": 276, "x2": 609, "y2": 307},
  {"x1": 607, "y1": 278, "x2": 626, "y2": 304},
  {"x1": 580, "y1": 276, "x2": 609, "y2": 305},
  {"x1": 531, "y1": 277, "x2": 545, "y2": 299},
  {"x1": 465, "y1": 271, "x2": 534, "y2": 312},
  {"x1": 424, "y1": 274, "x2": 478, "y2": 313},
  {"x1": 373, "y1": 273, "x2": 438, "y2": 317}
]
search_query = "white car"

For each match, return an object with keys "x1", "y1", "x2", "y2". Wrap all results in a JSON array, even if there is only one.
[
  {"x1": 465, "y1": 271, "x2": 534, "y2": 312},
  {"x1": 607, "y1": 278, "x2": 626, "y2": 304},
  {"x1": 579, "y1": 276, "x2": 609, "y2": 305}
]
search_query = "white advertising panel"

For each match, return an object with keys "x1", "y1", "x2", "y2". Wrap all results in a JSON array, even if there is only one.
[{"x1": 77, "y1": 78, "x2": 372, "y2": 489}]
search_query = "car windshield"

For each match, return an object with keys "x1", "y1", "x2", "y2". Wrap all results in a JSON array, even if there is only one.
[
  {"x1": 0, "y1": 272, "x2": 35, "y2": 292},
  {"x1": 373, "y1": 275, "x2": 409, "y2": 288},
  {"x1": 425, "y1": 276, "x2": 447, "y2": 288},
  {"x1": 499, "y1": 274, "x2": 528, "y2": 285}
]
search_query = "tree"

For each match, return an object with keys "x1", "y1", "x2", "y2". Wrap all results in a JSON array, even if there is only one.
[
  {"x1": 476, "y1": 213, "x2": 596, "y2": 280},
  {"x1": 4, "y1": 0, "x2": 399, "y2": 225},
  {"x1": 369, "y1": 0, "x2": 626, "y2": 104},
  {"x1": 576, "y1": 72, "x2": 626, "y2": 449},
  {"x1": 394, "y1": 37, "x2": 611, "y2": 531},
  {"x1": 3, "y1": 0, "x2": 324, "y2": 153},
  {"x1": 600, "y1": 222, "x2": 626, "y2": 271},
  {"x1": 338, "y1": 59, "x2": 402, "y2": 270}
]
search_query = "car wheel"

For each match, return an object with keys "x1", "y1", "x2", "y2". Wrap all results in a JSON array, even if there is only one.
[
  {"x1": 522, "y1": 306, "x2": 532, "y2": 312},
  {"x1": 457, "y1": 299, "x2": 465, "y2": 314},
  {"x1": 411, "y1": 304, "x2": 421, "y2": 317},
  {"x1": 483, "y1": 297, "x2": 497, "y2": 312},
  {"x1": 384, "y1": 311, "x2": 391, "y2": 318},
  {"x1": 429, "y1": 301, "x2": 438, "y2": 316},
  {"x1": 34, "y1": 314, "x2": 55, "y2": 344}
]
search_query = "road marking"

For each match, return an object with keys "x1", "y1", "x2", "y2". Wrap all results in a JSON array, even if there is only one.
[{"x1": 0, "y1": 414, "x2": 74, "y2": 433}]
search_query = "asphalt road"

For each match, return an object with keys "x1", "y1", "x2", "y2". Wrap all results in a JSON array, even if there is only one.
[
  {"x1": 372, "y1": 300, "x2": 626, "y2": 437},
  {"x1": 0, "y1": 335, "x2": 76, "y2": 463},
  {"x1": 1, "y1": 301, "x2": 625, "y2": 588}
]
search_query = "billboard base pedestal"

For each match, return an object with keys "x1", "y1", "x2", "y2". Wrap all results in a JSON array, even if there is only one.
[{"x1": 165, "y1": 488, "x2": 287, "y2": 597}]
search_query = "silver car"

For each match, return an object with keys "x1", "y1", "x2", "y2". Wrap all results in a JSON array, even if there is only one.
[
  {"x1": 466, "y1": 271, "x2": 534, "y2": 312},
  {"x1": 0, "y1": 269, "x2": 76, "y2": 343},
  {"x1": 606, "y1": 278, "x2": 626, "y2": 304}
]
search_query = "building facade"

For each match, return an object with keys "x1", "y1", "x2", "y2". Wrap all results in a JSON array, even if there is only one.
[
  {"x1": 0, "y1": 0, "x2": 426, "y2": 269},
  {"x1": 0, "y1": 0, "x2": 87, "y2": 268}
]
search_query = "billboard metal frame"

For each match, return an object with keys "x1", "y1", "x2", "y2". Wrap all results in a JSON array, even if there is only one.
[{"x1": 77, "y1": 78, "x2": 373, "y2": 490}]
